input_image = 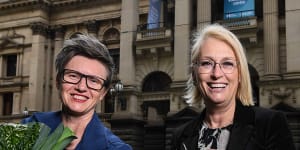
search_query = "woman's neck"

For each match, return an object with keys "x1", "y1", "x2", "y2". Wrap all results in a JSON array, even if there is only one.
[
  {"x1": 62, "y1": 111, "x2": 93, "y2": 131},
  {"x1": 204, "y1": 101, "x2": 236, "y2": 129},
  {"x1": 61, "y1": 111, "x2": 94, "y2": 149}
]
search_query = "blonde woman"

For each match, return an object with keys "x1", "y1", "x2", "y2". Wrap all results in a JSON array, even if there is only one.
[{"x1": 171, "y1": 24, "x2": 295, "y2": 150}]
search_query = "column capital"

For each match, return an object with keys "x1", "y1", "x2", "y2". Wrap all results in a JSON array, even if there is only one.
[{"x1": 30, "y1": 22, "x2": 48, "y2": 36}]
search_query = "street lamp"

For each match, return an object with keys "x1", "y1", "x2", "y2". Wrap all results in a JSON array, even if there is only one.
[
  {"x1": 115, "y1": 80, "x2": 123, "y2": 94},
  {"x1": 110, "y1": 80, "x2": 123, "y2": 112}
]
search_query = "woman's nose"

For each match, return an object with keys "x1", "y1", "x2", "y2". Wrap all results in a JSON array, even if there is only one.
[
  {"x1": 211, "y1": 63, "x2": 224, "y2": 78},
  {"x1": 76, "y1": 77, "x2": 88, "y2": 91}
]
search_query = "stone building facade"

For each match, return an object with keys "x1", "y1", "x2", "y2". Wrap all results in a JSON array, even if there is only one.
[{"x1": 0, "y1": 0, "x2": 299, "y2": 149}]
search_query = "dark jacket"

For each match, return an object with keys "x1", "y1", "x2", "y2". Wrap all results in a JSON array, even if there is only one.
[
  {"x1": 171, "y1": 101, "x2": 295, "y2": 150},
  {"x1": 22, "y1": 111, "x2": 132, "y2": 150}
]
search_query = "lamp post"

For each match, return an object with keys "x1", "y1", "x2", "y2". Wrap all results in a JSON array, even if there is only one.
[{"x1": 111, "y1": 80, "x2": 123, "y2": 112}]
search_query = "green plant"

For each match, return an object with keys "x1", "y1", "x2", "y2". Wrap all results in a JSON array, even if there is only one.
[{"x1": 0, "y1": 122, "x2": 76, "y2": 150}]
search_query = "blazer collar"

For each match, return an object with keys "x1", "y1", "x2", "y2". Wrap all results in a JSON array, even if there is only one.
[
  {"x1": 181, "y1": 108, "x2": 206, "y2": 137},
  {"x1": 180, "y1": 101, "x2": 255, "y2": 150},
  {"x1": 227, "y1": 101, "x2": 255, "y2": 150}
]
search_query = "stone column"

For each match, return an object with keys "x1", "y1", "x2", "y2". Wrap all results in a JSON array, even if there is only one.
[
  {"x1": 285, "y1": 0, "x2": 300, "y2": 77},
  {"x1": 197, "y1": 0, "x2": 211, "y2": 30},
  {"x1": 117, "y1": 0, "x2": 139, "y2": 115},
  {"x1": 84, "y1": 20, "x2": 98, "y2": 38},
  {"x1": 51, "y1": 25, "x2": 65, "y2": 111},
  {"x1": 119, "y1": 0, "x2": 137, "y2": 85},
  {"x1": 263, "y1": 0, "x2": 280, "y2": 80},
  {"x1": 173, "y1": 0, "x2": 191, "y2": 81},
  {"x1": 170, "y1": 0, "x2": 192, "y2": 115},
  {"x1": 29, "y1": 22, "x2": 47, "y2": 112},
  {"x1": 110, "y1": 1, "x2": 144, "y2": 148},
  {"x1": 43, "y1": 30, "x2": 54, "y2": 111}
]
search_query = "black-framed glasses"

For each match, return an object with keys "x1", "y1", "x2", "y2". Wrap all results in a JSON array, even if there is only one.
[
  {"x1": 62, "y1": 69, "x2": 107, "y2": 90},
  {"x1": 193, "y1": 59, "x2": 238, "y2": 74}
]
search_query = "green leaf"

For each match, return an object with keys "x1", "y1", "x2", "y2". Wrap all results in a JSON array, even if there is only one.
[
  {"x1": 52, "y1": 126, "x2": 77, "y2": 150},
  {"x1": 32, "y1": 123, "x2": 51, "y2": 150},
  {"x1": 37, "y1": 123, "x2": 64, "y2": 150}
]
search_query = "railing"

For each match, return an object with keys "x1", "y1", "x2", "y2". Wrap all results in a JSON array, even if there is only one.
[
  {"x1": 136, "y1": 22, "x2": 172, "y2": 41},
  {"x1": 137, "y1": 22, "x2": 170, "y2": 31},
  {"x1": 216, "y1": 17, "x2": 257, "y2": 30}
]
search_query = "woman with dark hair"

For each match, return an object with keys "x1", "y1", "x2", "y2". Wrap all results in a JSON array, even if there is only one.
[{"x1": 23, "y1": 34, "x2": 132, "y2": 150}]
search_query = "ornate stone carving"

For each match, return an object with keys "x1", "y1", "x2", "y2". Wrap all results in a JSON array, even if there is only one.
[
  {"x1": 30, "y1": 22, "x2": 48, "y2": 36},
  {"x1": 272, "y1": 87, "x2": 293, "y2": 100},
  {"x1": 262, "y1": 86, "x2": 294, "y2": 104}
]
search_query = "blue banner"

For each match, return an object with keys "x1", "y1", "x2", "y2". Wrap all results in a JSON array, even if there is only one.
[
  {"x1": 224, "y1": 0, "x2": 255, "y2": 19},
  {"x1": 147, "y1": 0, "x2": 161, "y2": 29}
]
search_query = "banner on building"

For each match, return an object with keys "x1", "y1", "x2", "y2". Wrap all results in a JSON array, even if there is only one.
[
  {"x1": 224, "y1": 0, "x2": 255, "y2": 19},
  {"x1": 147, "y1": 0, "x2": 161, "y2": 29}
]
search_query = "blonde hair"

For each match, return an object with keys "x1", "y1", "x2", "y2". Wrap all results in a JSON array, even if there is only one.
[{"x1": 184, "y1": 24, "x2": 254, "y2": 106}]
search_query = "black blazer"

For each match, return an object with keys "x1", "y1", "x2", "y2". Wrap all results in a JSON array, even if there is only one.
[{"x1": 171, "y1": 101, "x2": 295, "y2": 150}]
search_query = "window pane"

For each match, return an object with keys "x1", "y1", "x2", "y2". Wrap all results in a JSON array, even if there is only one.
[{"x1": 6, "y1": 55, "x2": 17, "y2": 76}]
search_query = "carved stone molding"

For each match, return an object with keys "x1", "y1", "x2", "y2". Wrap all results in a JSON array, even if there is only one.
[
  {"x1": 272, "y1": 87, "x2": 293, "y2": 100},
  {"x1": 261, "y1": 87, "x2": 295, "y2": 104},
  {"x1": 30, "y1": 22, "x2": 48, "y2": 36}
]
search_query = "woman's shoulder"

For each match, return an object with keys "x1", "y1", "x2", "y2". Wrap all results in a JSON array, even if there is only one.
[
  {"x1": 172, "y1": 113, "x2": 204, "y2": 141},
  {"x1": 249, "y1": 106, "x2": 290, "y2": 133},
  {"x1": 252, "y1": 106, "x2": 286, "y2": 121},
  {"x1": 21, "y1": 111, "x2": 62, "y2": 131}
]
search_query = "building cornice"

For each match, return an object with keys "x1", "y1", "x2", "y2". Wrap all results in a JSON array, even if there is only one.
[
  {"x1": 0, "y1": 0, "x2": 121, "y2": 10},
  {"x1": 0, "y1": 0, "x2": 50, "y2": 10}
]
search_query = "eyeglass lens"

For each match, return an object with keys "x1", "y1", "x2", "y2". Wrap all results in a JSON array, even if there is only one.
[
  {"x1": 195, "y1": 59, "x2": 237, "y2": 74},
  {"x1": 63, "y1": 69, "x2": 106, "y2": 90}
]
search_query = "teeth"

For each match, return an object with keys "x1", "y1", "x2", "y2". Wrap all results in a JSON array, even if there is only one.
[
  {"x1": 209, "y1": 84, "x2": 226, "y2": 88},
  {"x1": 73, "y1": 95, "x2": 88, "y2": 100}
]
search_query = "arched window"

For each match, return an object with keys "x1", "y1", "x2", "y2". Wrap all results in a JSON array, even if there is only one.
[
  {"x1": 142, "y1": 71, "x2": 172, "y2": 92},
  {"x1": 103, "y1": 28, "x2": 120, "y2": 42}
]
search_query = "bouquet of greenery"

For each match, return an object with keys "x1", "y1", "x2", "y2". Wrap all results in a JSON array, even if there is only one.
[{"x1": 0, "y1": 122, "x2": 76, "y2": 150}]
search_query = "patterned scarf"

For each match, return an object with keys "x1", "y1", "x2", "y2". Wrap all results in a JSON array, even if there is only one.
[{"x1": 198, "y1": 123, "x2": 232, "y2": 150}]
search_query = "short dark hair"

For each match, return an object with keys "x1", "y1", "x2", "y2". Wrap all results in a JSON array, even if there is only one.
[{"x1": 55, "y1": 34, "x2": 115, "y2": 89}]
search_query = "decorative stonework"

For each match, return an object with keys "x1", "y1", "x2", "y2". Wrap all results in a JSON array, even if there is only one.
[
  {"x1": 261, "y1": 86, "x2": 296, "y2": 104},
  {"x1": 272, "y1": 87, "x2": 293, "y2": 100},
  {"x1": 30, "y1": 22, "x2": 48, "y2": 36},
  {"x1": 135, "y1": 55, "x2": 174, "y2": 89}
]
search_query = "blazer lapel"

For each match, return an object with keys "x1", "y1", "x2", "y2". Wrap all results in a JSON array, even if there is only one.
[
  {"x1": 227, "y1": 101, "x2": 255, "y2": 150},
  {"x1": 227, "y1": 123, "x2": 254, "y2": 150}
]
